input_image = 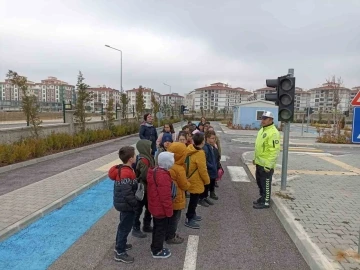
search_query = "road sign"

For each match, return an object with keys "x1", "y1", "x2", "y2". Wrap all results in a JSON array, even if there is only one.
[
  {"x1": 352, "y1": 107, "x2": 360, "y2": 143},
  {"x1": 351, "y1": 91, "x2": 360, "y2": 106},
  {"x1": 156, "y1": 111, "x2": 163, "y2": 119}
]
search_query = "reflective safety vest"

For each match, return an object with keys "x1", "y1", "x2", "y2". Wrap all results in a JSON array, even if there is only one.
[{"x1": 254, "y1": 124, "x2": 281, "y2": 169}]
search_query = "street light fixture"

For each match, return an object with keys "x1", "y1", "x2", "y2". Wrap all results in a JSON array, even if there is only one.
[
  {"x1": 105, "y1": 44, "x2": 123, "y2": 93},
  {"x1": 163, "y1": 83, "x2": 171, "y2": 94}
]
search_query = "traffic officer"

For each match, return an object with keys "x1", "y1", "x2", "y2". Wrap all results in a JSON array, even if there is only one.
[{"x1": 253, "y1": 111, "x2": 280, "y2": 209}]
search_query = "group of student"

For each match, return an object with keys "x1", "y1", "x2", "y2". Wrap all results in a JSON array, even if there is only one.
[{"x1": 108, "y1": 115, "x2": 224, "y2": 264}]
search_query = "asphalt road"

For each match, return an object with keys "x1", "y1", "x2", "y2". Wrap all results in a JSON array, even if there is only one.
[{"x1": 48, "y1": 122, "x2": 309, "y2": 270}]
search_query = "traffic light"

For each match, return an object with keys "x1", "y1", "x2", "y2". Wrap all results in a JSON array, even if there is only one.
[
  {"x1": 265, "y1": 75, "x2": 296, "y2": 122},
  {"x1": 180, "y1": 105, "x2": 187, "y2": 114},
  {"x1": 305, "y1": 107, "x2": 314, "y2": 115},
  {"x1": 344, "y1": 110, "x2": 349, "y2": 117}
]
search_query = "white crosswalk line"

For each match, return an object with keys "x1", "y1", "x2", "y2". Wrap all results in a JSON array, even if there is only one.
[{"x1": 227, "y1": 166, "x2": 250, "y2": 182}]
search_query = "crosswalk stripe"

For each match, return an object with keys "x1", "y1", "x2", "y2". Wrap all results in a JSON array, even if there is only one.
[{"x1": 227, "y1": 166, "x2": 250, "y2": 182}]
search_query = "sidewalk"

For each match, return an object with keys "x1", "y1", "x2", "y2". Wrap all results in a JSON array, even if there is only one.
[
  {"x1": 0, "y1": 150, "x2": 119, "y2": 241},
  {"x1": 241, "y1": 151, "x2": 360, "y2": 270}
]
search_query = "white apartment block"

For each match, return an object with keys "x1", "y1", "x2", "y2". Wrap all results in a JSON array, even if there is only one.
[
  {"x1": 126, "y1": 87, "x2": 161, "y2": 113},
  {"x1": 86, "y1": 86, "x2": 121, "y2": 112},
  {"x1": 308, "y1": 82, "x2": 351, "y2": 113},
  {"x1": 192, "y1": 82, "x2": 252, "y2": 112},
  {"x1": 184, "y1": 90, "x2": 196, "y2": 111},
  {"x1": 160, "y1": 93, "x2": 184, "y2": 110},
  {"x1": 0, "y1": 76, "x2": 75, "y2": 110}
]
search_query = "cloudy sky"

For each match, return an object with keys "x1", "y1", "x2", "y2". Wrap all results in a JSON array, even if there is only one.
[{"x1": 1, "y1": 0, "x2": 359, "y2": 94}]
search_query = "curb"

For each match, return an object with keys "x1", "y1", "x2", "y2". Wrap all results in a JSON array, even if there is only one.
[
  {"x1": 241, "y1": 153, "x2": 339, "y2": 270},
  {"x1": 0, "y1": 124, "x2": 179, "y2": 174},
  {"x1": 0, "y1": 173, "x2": 107, "y2": 241}
]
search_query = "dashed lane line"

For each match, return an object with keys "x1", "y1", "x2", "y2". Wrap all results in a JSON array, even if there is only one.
[
  {"x1": 183, "y1": 235, "x2": 199, "y2": 270},
  {"x1": 227, "y1": 166, "x2": 251, "y2": 182}
]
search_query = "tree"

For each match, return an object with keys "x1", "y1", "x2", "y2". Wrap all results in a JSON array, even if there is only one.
[
  {"x1": 200, "y1": 106, "x2": 204, "y2": 117},
  {"x1": 326, "y1": 75, "x2": 343, "y2": 136},
  {"x1": 151, "y1": 93, "x2": 160, "y2": 122},
  {"x1": 74, "y1": 71, "x2": 93, "y2": 133},
  {"x1": 213, "y1": 108, "x2": 217, "y2": 120},
  {"x1": 135, "y1": 85, "x2": 145, "y2": 120},
  {"x1": 120, "y1": 93, "x2": 129, "y2": 120},
  {"x1": 6, "y1": 70, "x2": 42, "y2": 138},
  {"x1": 318, "y1": 107, "x2": 323, "y2": 123},
  {"x1": 104, "y1": 98, "x2": 115, "y2": 130}
]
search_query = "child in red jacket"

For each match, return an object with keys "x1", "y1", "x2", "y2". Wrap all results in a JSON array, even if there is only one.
[
  {"x1": 108, "y1": 146, "x2": 137, "y2": 264},
  {"x1": 147, "y1": 151, "x2": 174, "y2": 259}
]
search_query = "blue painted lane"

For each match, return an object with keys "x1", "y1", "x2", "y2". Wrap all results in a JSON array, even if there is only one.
[{"x1": 0, "y1": 179, "x2": 113, "y2": 270}]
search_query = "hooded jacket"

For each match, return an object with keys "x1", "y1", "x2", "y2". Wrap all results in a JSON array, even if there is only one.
[
  {"x1": 167, "y1": 142, "x2": 190, "y2": 210},
  {"x1": 203, "y1": 143, "x2": 218, "y2": 179},
  {"x1": 147, "y1": 152, "x2": 174, "y2": 218},
  {"x1": 139, "y1": 122, "x2": 158, "y2": 155},
  {"x1": 135, "y1": 139, "x2": 155, "y2": 191},
  {"x1": 108, "y1": 165, "x2": 138, "y2": 212},
  {"x1": 186, "y1": 144, "x2": 210, "y2": 194}
]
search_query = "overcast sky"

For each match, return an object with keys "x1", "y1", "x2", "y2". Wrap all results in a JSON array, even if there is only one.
[{"x1": 1, "y1": 0, "x2": 359, "y2": 94}]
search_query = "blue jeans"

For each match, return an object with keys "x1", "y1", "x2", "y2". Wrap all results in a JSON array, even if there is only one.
[{"x1": 115, "y1": 211, "x2": 135, "y2": 253}]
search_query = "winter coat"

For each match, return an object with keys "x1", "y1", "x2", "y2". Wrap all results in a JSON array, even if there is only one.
[
  {"x1": 135, "y1": 139, "x2": 155, "y2": 192},
  {"x1": 139, "y1": 122, "x2": 158, "y2": 155},
  {"x1": 167, "y1": 142, "x2": 190, "y2": 210},
  {"x1": 186, "y1": 144, "x2": 210, "y2": 194},
  {"x1": 108, "y1": 165, "x2": 138, "y2": 212},
  {"x1": 147, "y1": 167, "x2": 173, "y2": 218},
  {"x1": 156, "y1": 132, "x2": 176, "y2": 147},
  {"x1": 203, "y1": 143, "x2": 218, "y2": 179}
]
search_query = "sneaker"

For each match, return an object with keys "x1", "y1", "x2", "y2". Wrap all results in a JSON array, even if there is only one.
[
  {"x1": 114, "y1": 244, "x2": 132, "y2": 255},
  {"x1": 253, "y1": 203, "x2": 270, "y2": 209},
  {"x1": 152, "y1": 248, "x2": 171, "y2": 259},
  {"x1": 198, "y1": 199, "x2": 209, "y2": 207},
  {"x1": 193, "y1": 215, "x2": 202, "y2": 221},
  {"x1": 215, "y1": 182, "x2": 219, "y2": 188},
  {"x1": 185, "y1": 218, "x2": 200, "y2": 229},
  {"x1": 132, "y1": 227, "x2": 147, "y2": 238},
  {"x1": 166, "y1": 234, "x2": 184, "y2": 244},
  {"x1": 253, "y1": 197, "x2": 262, "y2": 205},
  {"x1": 204, "y1": 198, "x2": 214, "y2": 205},
  {"x1": 142, "y1": 226, "x2": 153, "y2": 233},
  {"x1": 210, "y1": 192, "x2": 218, "y2": 200},
  {"x1": 114, "y1": 252, "x2": 134, "y2": 263}
]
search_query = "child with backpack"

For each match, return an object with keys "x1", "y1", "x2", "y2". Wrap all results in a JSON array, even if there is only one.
[
  {"x1": 156, "y1": 123, "x2": 176, "y2": 148},
  {"x1": 166, "y1": 142, "x2": 190, "y2": 244},
  {"x1": 108, "y1": 146, "x2": 138, "y2": 264},
  {"x1": 184, "y1": 132, "x2": 210, "y2": 229},
  {"x1": 132, "y1": 139, "x2": 155, "y2": 238},
  {"x1": 147, "y1": 152, "x2": 175, "y2": 259},
  {"x1": 199, "y1": 130, "x2": 219, "y2": 207},
  {"x1": 154, "y1": 133, "x2": 173, "y2": 166}
]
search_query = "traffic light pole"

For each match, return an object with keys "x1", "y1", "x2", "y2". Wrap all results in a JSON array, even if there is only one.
[
  {"x1": 306, "y1": 105, "x2": 310, "y2": 133},
  {"x1": 280, "y1": 68, "x2": 294, "y2": 191}
]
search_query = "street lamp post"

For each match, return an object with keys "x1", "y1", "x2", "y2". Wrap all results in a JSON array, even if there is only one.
[
  {"x1": 105, "y1": 45, "x2": 123, "y2": 93},
  {"x1": 163, "y1": 83, "x2": 171, "y2": 94}
]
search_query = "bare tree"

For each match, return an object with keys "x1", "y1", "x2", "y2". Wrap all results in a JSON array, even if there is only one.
[
  {"x1": 151, "y1": 93, "x2": 160, "y2": 122},
  {"x1": 326, "y1": 75, "x2": 344, "y2": 136},
  {"x1": 120, "y1": 93, "x2": 129, "y2": 120},
  {"x1": 6, "y1": 70, "x2": 42, "y2": 137},
  {"x1": 135, "y1": 85, "x2": 145, "y2": 120},
  {"x1": 104, "y1": 98, "x2": 115, "y2": 130}
]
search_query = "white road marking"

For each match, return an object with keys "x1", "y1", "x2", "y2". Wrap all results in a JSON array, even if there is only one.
[
  {"x1": 220, "y1": 155, "x2": 230, "y2": 161},
  {"x1": 215, "y1": 130, "x2": 223, "y2": 133},
  {"x1": 227, "y1": 166, "x2": 250, "y2": 182},
  {"x1": 183, "y1": 235, "x2": 199, "y2": 270}
]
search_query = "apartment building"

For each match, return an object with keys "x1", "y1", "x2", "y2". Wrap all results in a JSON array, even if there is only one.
[
  {"x1": 308, "y1": 82, "x2": 351, "y2": 113},
  {"x1": 192, "y1": 82, "x2": 252, "y2": 112},
  {"x1": 86, "y1": 86, "x2": 121, "y2": 112},
  {"x1": 126, "y1": 87, "x2": 161, "y2": 113},
  {"x1": 184, "y1": 90, "x2": 196, "y2": 111},
  {"x1": 160, "y1": 93, "x2": 184, "y2": 111},
  {"x1": 0, "y1": 76, "x2": 75, "y2": 111}
]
